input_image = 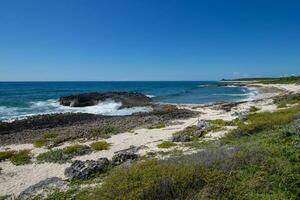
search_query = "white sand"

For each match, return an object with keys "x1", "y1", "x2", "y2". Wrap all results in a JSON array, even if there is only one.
[{"x1": 1, "y1": 83, "x2": 300, "y2": 197}]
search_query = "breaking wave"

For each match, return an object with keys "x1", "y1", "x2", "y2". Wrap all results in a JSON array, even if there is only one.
[{"x1": 0, "y1": 99, "x2": 153, "y2": 122}]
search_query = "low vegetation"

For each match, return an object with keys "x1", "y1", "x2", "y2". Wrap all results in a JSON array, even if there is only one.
[
  {"x1": 157, "y1": 141, "x2": 176, "y2": 148},
  {"x1": 208, "y1": 119, "x2": 229, "y2": 132},
  {"x1": 258, "y1": 76, "x2": 300, "y2": 84},
  {"x1": 228, "y1": 104, "x2": 300, "y2": 137},
  {"x1": 33, "y1": 132, "x2": 60, "y2": 148},
  {"x1": 90, "y1": 126, "x2": 121, "y2": 138},
  {"x1": 274, "y1": 94, "x2": 300, "y2": 108},
  {"x1": 90, "y1": 141, "x2": 111, "y2": 151},
  {"x1": 83, "y1": 159, "x2": 212, "y2": 200},
  {"x1": 148, "y1": 122, "x2": 166, "y2": 129},
  {"x1": 0, "y1": 149, "x2": 32, "y2": 165},
  {"x1": 249, "y1": 106, "x2": 260, "y2": 112},
  {"x1": 227, "y1": 76, "x2": 300, "y2": 84},
  {"x1": 0, "y1": 150, "x2": 15, "y2": 162},
  {"x1": 9, "y1": 150, "x2": 32, "y2": 165},
  {"x1": 36, "y1": 144, "x2": 92, "y2": 163}
]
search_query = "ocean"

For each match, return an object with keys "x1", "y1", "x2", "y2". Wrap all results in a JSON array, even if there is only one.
[{"x1": 0, "y1": 81, "x2": 257, "y2": 121}]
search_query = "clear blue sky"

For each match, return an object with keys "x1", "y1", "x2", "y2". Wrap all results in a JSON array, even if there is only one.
[{"x1": 0, "y1": 0, "x2": 300, "y2": 81}]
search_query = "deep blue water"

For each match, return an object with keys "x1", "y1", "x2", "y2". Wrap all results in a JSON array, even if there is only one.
[{"x1": 0, "y1": 81, "x2": 256, "y2": 121}]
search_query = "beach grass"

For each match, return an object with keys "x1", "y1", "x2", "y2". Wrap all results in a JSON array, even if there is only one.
[
  {"x1": 9, "y1": 150, "x2": 32, "y2": 165},
  {"x1": 148, "y1": 122, "x2": 166, "y2": 129},
  {"x1": 90, "y1": 141, "x2": 111, "y2": 151},
  {"x1": 157, "y1": 141, "x2": 176, "y2": 148},
  {"x1": 0, "y1": 150, "x2": 15, "y2": 162},
  {"x1": 36, "y1": 144, "x2": 92, "y2": 163},
  {"x1": 33, "y1": 132, "x2": 60, "y2": 148},
  {"x1": 0, "y1": 149, "x2": 32, "y2": 165},
  {"x1": 249, "y1": 106, "x2": 260, "y2": 112},
  {"x1": 91, "y1": 126, "x2": 121, "y2": 138},
  {"x1": 274, "y1": 94, "x2": 300, "y2": 108}
]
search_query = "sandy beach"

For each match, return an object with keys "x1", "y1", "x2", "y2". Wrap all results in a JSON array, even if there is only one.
[{"x1": 1, "y1": 83, "x2": 300, "y2": 197}]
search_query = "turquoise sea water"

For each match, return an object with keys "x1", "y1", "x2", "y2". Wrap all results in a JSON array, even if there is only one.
[{"x1": 0, "y1": 81, "x2": 257, "y2": 121}]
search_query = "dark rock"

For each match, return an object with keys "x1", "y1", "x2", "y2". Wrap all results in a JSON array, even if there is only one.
[
  {"x1": 196, "y1": 120, "x2": 210, "y2": 130},
  {"x1": 293, "y1": 140, "x2": 300, "y2": 148},
  {"x1": 59, "y1": 92, "x2": 152, "y2": 108},
  {"x1": 233, "y1": 111, "x2": 249, "y2": 121},
  {"x1": 112, "y1": 151, "x2": 138, "y2": 165},
  {"x1": 172, "y1": 133, "x2": 191, "y2": 142},
  {"x1": 219, "y1": 102, "x2": 243, "y2": 112},
  {"x1": 18, "y1": 177, "x2": 66, "y2": 200},
  {"x1": 64, "y1": 158, "x2": 109, "y2": 180}
]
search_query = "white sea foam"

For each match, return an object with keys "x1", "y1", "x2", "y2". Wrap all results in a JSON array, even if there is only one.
[
  {"x1": 245, "y1": 87, "x2": 259, "y2": 101},
  {"x1": 212, "y1": 93, "x2": 249, "y2": 96},
  {"x1": 146, "y1": 94, "x2": 156, "y2": 98},
  {"x1": 197, "y1": 85, "x2": 210, "y2": 87},
  {"x1": 0, "y1": 99, "x2": 153, "y2": 122}
]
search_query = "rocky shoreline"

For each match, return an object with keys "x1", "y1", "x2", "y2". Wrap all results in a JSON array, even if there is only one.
[{"x1": 0, "y1": 104, "x2": 197, "y2": 145}]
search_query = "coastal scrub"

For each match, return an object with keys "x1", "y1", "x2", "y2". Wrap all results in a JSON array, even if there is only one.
[
  {"x1": 9, "y1": 150, "x2": 32, "y2": 165},
  {"x1": 0, "y1": 150, "x2": 32, "y2": 165},
  {"x1": 33, "y1": 132, "x2": 60, "y2": 148},
  {"x1": 157, "y1": 141, "x2": 176, "y2": 148},
  {"x1": 36, "y1": 144, "x2": 92, "y2": 163},
  {"x1": 148, "y1": 122, "x2": 166, "y2": 129},
  {"x1": 90, "y1": 141, "x2": 111, "y2": 151}
]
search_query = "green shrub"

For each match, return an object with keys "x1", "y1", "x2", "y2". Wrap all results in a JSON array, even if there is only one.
[
  {"x1": 36, "y1": 149, "x2": 67, "y2": 163},
  {"x1": 43, "y1": 132, "x2": 59, "y2": 139},
  {"x1": 249, "y1": 106, "x2": 260, "y2": 112},
  {"x1": 157, "y1": 141, "x2": 176, "y2": 148},
  {"x1": 0, "y1": 150, "x2": 15, "y2": 162},
  {"x1": 91, "y1": 126, "x2": 121, "y2": 138},
  {"x1": 232, "y1": 107, "x2": 300, "y2": 136},
  {"x1": 257, "y1": 76, "x2": 300, "y2": 84},
  {"x1": 37, "y1": 144, "x2": 92, "y2": 163},
  {"x1": 274, "y1": 94, "x2": 300, "y2": 108},
  {"x1": 90, "y1": 141, "x2": 111, "y2": 151},
  {"x1": 9, "y1": 150, "x2": 32, "y2": 165},
  {"x1": 62, "y1": 144, "x2": 91, "y2": 155},
  {"x1": 148, "y1": 122, "x2": 166, "y2": 129},
  {"x1": 33, "y1": 132, "x2": 60, "y2": 148},
  {"x1": 220, "y1": 120, "x2": 300, "y2": 199},
  {"x1": 83, "y1": 159, "x2": 207, "y2": 200},
  {"x1": 0, "y1": 195, "x2": 12, "y2": 200},
  {"x1": 33, "y1": 138, "x2": 49, "y2": 148},
  {"x1": 209, "y1": 119, "x2": 228, "y2": 132},
  {"x1": 0, "y1": 150, "x2": 32, "y2": 165}
]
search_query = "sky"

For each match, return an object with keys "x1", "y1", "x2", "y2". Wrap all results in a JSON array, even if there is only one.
[{"x1": 0, "y1": 0, "x2": 300, "y2": 81}]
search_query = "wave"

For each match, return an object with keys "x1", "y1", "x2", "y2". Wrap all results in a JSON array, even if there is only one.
[
  {"x1": 223, "y1": 85, "x2": 238, "y2": 88},
  {"x1": 146, "y1": 94, "x2": 156, "y2": 98},
  {"x1": 212, "y1": 93, "x2": 249, "y2": 96},
  {"x1": 0, "y1": 99, "x2": 153, "y2": 122},
  {"x1": 197, "y1": 85, "x2": 211, "y2": 87},
  {"x1": 245, "y1": 87, "x2": 259, "y2": 101}
]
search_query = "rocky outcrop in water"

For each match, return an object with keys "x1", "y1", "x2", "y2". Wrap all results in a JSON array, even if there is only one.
[{"x1": 59, "y1": 92, "x2": 152, "y2": 108}]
